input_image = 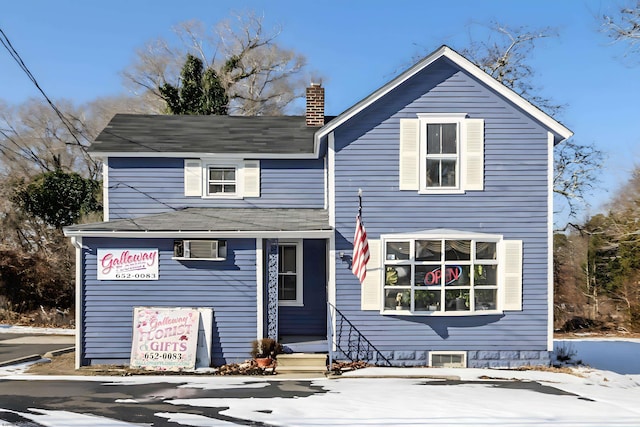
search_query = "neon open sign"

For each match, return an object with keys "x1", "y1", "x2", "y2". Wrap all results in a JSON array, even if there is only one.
[{"x1": 424, "y1": 266, "x2": 463, "y2": 285}]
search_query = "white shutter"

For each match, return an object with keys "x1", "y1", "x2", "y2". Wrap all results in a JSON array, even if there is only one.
[
  {"x1": 361, "y1": 239, "x2": 381, "y2": 310},
  {"x1": 399, "y1": 119, "x2": 420, "y2": 190},
  {"x1": 184, "y1": 159, "x2": 202, "y2": 196},
  {"x1": 501, "y1": 240, "x2": 523, "y2": 311},
  {"x1": 243, "y1": 160, "x2": 260, "y2": 197},
  {"x1": 464, "y1": 118, "x2": 484, "y2": 191}
]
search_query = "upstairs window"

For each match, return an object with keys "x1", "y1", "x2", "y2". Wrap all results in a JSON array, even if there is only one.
[
  {"x1": 184, "y1": 159, "x2": 260, "y2": 199},
  {"x1": 207, "y1": 167, "x2": 237, "y2": 196},
  {"x1": 399, "y1": 116, "x2": 484, "y2": 193},
  {"x1": 425, "y1": 123, "x2": 458, "y2": 189}
]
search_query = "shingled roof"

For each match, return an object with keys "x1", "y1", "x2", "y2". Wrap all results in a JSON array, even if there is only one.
[
  {"x1": 90, "y1": 114, "x2": 320, "y2": 155},
  {"x1": 64, "y1": 208, "x2": 332, "y2": 237}
]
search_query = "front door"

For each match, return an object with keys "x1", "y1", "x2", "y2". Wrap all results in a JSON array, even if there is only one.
[{"x1": 276, "y1": 239, "x2": 327, "y2": 340}]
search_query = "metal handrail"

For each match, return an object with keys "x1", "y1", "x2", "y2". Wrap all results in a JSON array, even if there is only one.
[{"x1": 327, "y1": 302, "x2": 392, "y2": 367}]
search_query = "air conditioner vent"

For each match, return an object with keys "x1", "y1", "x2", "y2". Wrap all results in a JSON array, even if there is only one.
[{"x1": 173, "y1": 240, "x2": 227, "y2": 260}]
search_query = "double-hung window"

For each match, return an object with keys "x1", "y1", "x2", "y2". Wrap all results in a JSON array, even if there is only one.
[
  {"x1": 399, "y1": 115, "x2": 484, "y2": 193},
  {"x1": 184, "y1": 159, "x2": 260, "y2": 199},
  {"x1": 425, "y1": 123, "x2": 458, "y2": 189},
  {"x1": 278, "y1": 241, "x2": 303, "y2": 306},
  {"x1": 207, "y1": 166, "x2": 237, "y2": 196}
]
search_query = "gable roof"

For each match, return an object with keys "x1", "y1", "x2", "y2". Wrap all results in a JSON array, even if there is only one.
[
  {"x1": 90, "y1": 114, "x2": 319, "y2": 158},
  {"x1": 315, "y1": 45, "x2": 573, "y2": 145}
]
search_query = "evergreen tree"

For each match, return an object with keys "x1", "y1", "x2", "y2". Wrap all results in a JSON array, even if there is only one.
[{"x1": 159, "y1": 54, "x2": 228, "y2": 115}]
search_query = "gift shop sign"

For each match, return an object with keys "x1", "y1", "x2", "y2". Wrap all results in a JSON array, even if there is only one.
[
  {"x1": 97, "y1": 249, "x2": 158, "y2": 280},
  {"x1": 130, "y1": 307, "x2": 199, "y2": 371}
]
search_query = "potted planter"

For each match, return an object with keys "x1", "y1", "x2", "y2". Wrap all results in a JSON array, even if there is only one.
[{"x1": 250, "y1": 338, "x2": 282, "y2": 367}]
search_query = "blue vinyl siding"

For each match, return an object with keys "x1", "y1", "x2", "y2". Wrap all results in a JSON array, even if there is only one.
[
  {"x1": 278, "y1": 239, "x2": 327, "y2": 336},
  {"x1": 107, "y1": 158, "x2": 324, "y2": 219},
  {"x1": 333, "y1": 58, "x2": 551, "y2": 356},
  {"x1": 81, "y1": 237, "x2": 257, "y2": 366}
]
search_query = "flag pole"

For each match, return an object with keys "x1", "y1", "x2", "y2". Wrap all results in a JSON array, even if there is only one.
[{"x1": 358, "y1": 188, "x2": 363, "y2": 219}]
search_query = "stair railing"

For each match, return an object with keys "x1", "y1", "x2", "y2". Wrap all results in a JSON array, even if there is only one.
[{"x1": 327, "y1": 302, "x2": 392, "y2": 367}]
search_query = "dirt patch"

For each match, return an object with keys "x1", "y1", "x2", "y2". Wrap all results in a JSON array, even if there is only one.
[{"x1": 26, "y1": 352, "x2": 81, "y2": 375}]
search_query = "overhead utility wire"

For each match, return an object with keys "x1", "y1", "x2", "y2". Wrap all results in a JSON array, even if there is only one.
[{"x1": 0, "y1": 27, "x2": 99, "y2": 174}]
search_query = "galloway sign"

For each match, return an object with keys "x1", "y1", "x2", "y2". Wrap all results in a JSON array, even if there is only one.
[
  {"x1": 97, "y1": 249, "x2": 158, "y2": 280},
  {"x1": 130, "y1": 307, "x2": 199, "y2": 371}
]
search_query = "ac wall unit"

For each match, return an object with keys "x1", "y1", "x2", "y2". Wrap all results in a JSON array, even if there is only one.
[{"x1": 173, "y1": 240, "x2": 227, "y2": 260}]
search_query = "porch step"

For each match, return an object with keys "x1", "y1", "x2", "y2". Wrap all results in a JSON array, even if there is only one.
[{"x1": 276, "y1": 353, "x2": 328, "y2": 374}]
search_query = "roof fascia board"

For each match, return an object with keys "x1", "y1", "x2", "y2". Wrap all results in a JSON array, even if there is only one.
[
  {"x1": 63, "y1": 230, "x2": 334, "y2": 239},
  {"x1": 315, "y1": 45, "x2": 573, "y2": 144},
  {"x1": 89, "y1": 152, "x2": 319, "y2": 160}
]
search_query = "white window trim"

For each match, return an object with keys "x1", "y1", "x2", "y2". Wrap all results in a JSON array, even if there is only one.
[
  {"x1": 278, "y1": 240, "x2": 304, "y2": 307},
  {"x1": 379, "y1": 231, "x2": 503, "y2": 316},
  {"x1": 203, "y1": 159, "x2": 244, "y2": 199},
  {"x1": 418, "y1": 114, "x2": 466, "y2": 194}
]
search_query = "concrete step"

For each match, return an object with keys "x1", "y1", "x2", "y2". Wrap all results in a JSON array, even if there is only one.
[{"x1": 276, "y1": 353, "x2": 328, "y2": 373}]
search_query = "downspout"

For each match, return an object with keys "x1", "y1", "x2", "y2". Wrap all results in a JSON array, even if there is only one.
[{"x1": 70, "y1": 236, "x2": 83, "y2": 370}]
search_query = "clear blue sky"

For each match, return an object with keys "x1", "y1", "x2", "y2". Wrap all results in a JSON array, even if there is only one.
[{"x1": 1, "y1": 0, "x2": 638, "y2": 221}]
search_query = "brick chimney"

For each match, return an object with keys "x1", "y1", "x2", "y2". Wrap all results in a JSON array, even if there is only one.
[{"x1": 306, "y1": 82, "x2": 325, "y2": 126}]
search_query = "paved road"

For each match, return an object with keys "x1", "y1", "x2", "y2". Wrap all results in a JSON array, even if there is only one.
[
  {"x1": 0, "y1": 332, "x2": 74, "y2": 366},
  {"x1": 0, "y1": 374, "x2": 628, "y2": 427}
]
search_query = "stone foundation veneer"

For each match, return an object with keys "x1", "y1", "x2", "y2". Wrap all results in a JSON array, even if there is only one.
[{"x1": 366, "y1": 350, "x2": 551, "y2": 368}]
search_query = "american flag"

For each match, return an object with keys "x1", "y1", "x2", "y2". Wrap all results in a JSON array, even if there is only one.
[{"x1": 352, "y1": 214, "x2": 370, "y2": 284}]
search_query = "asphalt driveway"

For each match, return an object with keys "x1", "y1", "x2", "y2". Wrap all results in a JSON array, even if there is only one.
[{"x1": 0, "y1": 332, "x2": 74, "y2": 366}]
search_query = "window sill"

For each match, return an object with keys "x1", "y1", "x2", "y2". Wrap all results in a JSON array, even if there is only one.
[
  {"x1": 381, "y1": 309, "x2": 502, "y2": 316},
  {"x1": 418, "y1": 188, "x2": 466, "y2": 195},
  {"x1": 278, "y1": 301, "x2": 304, "y2": 307},
  {"x1": 201, "y1": 194, "x2": 244, "y2": 200},
  {"x1": 172, "y1": 257, "x2": 226, "y2": 261}
]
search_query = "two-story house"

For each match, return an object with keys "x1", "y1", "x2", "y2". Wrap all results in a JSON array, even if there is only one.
[{"x1": 64, "y1": 45, "x2": 572, "y2": 369}]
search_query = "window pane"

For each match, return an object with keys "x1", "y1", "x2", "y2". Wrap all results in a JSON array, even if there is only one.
[
  {"x1": 427, "y1": 124, "x2": 440, "y2": 154},
  {"x1": 443, "y1": 264, "x2": 470, "y2": 286},
  {"x1": 474, "y1": 264, "x2": 497, "y2": 286},
  {"x1": 209, "y1": 184, "x2": 223, "y2": 194},
  {"x1": 416, "y1": 265, "x2": 442, "y2": 286},
  {"x1": 416, "y1": 240, "x2": 441, "y2": 261},
  {"x1": 223, "y1": 169, "x2": 236, "y2": 180},
  {"x1": 445, "y1": 289, "x2": 469, "y2": 311},
  {"x1": 475, "y1": 289, "x2": 497, "y2": 310},
  {"x1": 445, "y1": 240, "x2": 471, "y2": 260},
  {"x1": 441, "y1": 124, "x2": 457, "y2": 154},
  {"x1": 415, "y1": 290, "x2": 440, "y2": 311},
  {"x1": 476, "y1": 242, "x2": 497, "y2": 260},
  {"x1": 385, "y1": 265, "x2": 411, "y2": 286},
  {"x1": 384, "y1": 289, "x2": 410, "y2": 310},
  {"x1": 278, "y1": 275, "x2": 297, "y2": 300},
  {"x1": 386, "y1": 241, "x2": 410, "y2": 260},
  {"x1": 209, "y1": 169, "x2": 224, "y2": 180},
  {"x1": 223, "y1": 184, "x2": 236, "y2": 193},
  {"x1": 441, "y1": 160, "x2": 456, "y2": 187},
  {"x1": 426, "y1": 159, "x2": 440, "y2": 187},
  {"x1": 279, "y1": 245, "x2": 296, "y2": 273}
]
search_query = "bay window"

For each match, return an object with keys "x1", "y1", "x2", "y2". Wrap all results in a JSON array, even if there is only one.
[{"x1": 382, "y1": 236, "x2": 500, "y2": 314}]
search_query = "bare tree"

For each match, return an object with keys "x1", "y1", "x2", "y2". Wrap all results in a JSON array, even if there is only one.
[
  {"x1": 602, "y1": 1, "x2": 640, "y2": 60},
  {"x1": 452, "y1": 22, "x2": 603, "y2": 223},
  {"x1": 122, "y1": 12, "x2": 310, "y2": 116},
  {"x1": 460, "y1": 22, "x2": 562, "y2": 116}
]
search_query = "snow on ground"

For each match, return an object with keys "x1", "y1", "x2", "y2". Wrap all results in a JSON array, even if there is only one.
[
  {"x1": 0, "y1": 325, "x2": 75, "y2": 335},
  {"x1": 0, "y1": 337, "x2": 639, "y2": 426}
]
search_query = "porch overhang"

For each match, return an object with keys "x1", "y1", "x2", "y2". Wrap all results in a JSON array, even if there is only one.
[{"x1": 63, "y1": 208, "x2": 333, "y2": 239}]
